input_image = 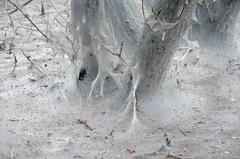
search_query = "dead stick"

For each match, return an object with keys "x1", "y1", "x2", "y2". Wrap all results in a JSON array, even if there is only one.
[
  {"x1": 77, "y1": 119, "x2": 94, "y2": 131},
  {"x1": 40, "y1": 0, "x2": 45, "y2": 16},
  {"x1": 7, "y1": 0, "x2": 51, "y2": 42},
  {"x1": 89, "y1": 33, "x2": 129, "y2": 65},
  {"x1": 119, "y1": 41, "x2": 124, "y2": 58},
  {"x1": 141, "y1": 0, "x2": 146, "y2": 21},
  {"x1": 141, "y1": 0, "x2": 155, "y2": 32},
  {"x1": 10, "y1": 0, "x2": 34, "y2": 14},
  {"x1": 21, "y1": 49, "x2": 45, "y2": 75},
  {"x1": 9, "y1": 50, "x2": 17, "y2": 73}
]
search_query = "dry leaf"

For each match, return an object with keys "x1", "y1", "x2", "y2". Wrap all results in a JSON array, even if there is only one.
[
  {"x1": 77, "y1": 119, "x2": 93, "y2": 131},
  {"x1": 127, "y1": 147, "x2": 136, "y2": 153},
  {"x1": 192, "y1": 106, "x2": 200, "y2": 112}
]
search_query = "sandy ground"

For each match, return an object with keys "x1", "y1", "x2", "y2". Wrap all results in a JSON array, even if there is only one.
[{"x1": 1, "y1": 0, "x2": 240, "y2": 159}]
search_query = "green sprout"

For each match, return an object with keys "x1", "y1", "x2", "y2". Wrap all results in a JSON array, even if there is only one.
[
  {"x1": 164, "y1": 133, "x2": 171, "y2": 146},
  {"x1": 159, "y1": 133, "x2": 171, "y2": 152}
]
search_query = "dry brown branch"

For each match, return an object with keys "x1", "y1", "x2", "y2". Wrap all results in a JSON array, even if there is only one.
[{"x1": 77, "y1": 118, "x2": 94, "y2": 131}]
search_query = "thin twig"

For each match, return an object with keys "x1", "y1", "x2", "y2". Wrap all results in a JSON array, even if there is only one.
[
  {"x1": 152, "y1": 7, "x2": 185, "y2": 32},
  {"x1": 89, "y1": 32, "x2": 129, "y2": 65},
  {"x1": 141, "y1": 0, "x2": 146, "y2": 21},
  {"x1": 7, "y1": 0, "x2": 51, "y2": 42},
  {"x1": 167, "y1": 153, "x2": 183, "y2": 159},
  {"x1": 177, "y1": 4, "x2": 186, "y2": 20},
  {"x1": 178, "y1": 128, "x2": 187, "y2": 136},
  {"x1": 48, "y1": 0, "x2": 68, "y2": 23},
  {"x1": 141, "y1": 0, "x2": 155, "y2": 32},
  {"x1": 119, "y1": 41, "x2": 124, "y2": 58},
  {"x1": 7, "y1": 40, "x2": 18, "y2": 73},
  {"x1": 7, "y1": 11, "x2": 14, "y2": 28},
  {"x1": 21, "y1": 49, "x2": 45, "y2": 75},
  {"x1": 54, "y1": 16, "x2": 65, "y2": 29},
  {"x1": 40, "y1": 0, "x2": 45, "y2": 16},
  {"x1": 10, "y1": 0, "x2": 34, "y2": 14},
  {"x1": 9, "y1": 50, "x2": 17, "y2": 73}
]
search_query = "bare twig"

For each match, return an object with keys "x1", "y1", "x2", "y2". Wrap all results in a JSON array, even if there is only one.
[
  {"x1": 7, "y1": 12, "x2": 14, "y2": 28},
  {"x1": 152, "y1": 7, "x2": 185, "y2": 33},
  {"x1": 141, "y1": 0, "x2": 146, "y2": 21},
  {"x1": 5, "y1": 40, "x2": 18, "y2": 73},
  {"x1": 10, "y1": 0, "x2": 34, "y2": 14},
  {"x1": 119, "y1": 41, "x2": 124, "y2": 58},
  {"x1": 40, "y1": 0, "x2": 45, "y2": 16},
  {"x1": 54, "y1": 16, "x2": 65, "y2": 29},
  {"x1": 177, "y1": 4, "x2": 186, "y2": 20},
  {"x1": 21, "y1": 49, "x2": 45, "y2": 75},
  {"x1": 9, "y1": 50, "x2": 17, "y2": 73},
  {"x1": 48, "y1": 0, "x2": 68, "y2": 23},
  {"x1": 89, "y1": 32, "x2": 129, "y2": 65},
  {"x1": 141, "y1": 0, "x2": 155, "y2": 32},
  {"x1": 7, "y1": 0, "x2": 51, "y2": 42},
  {"x1": 178, "y1": 128, "x2": 187, "y2": 136},
  {"x1": 151, "y1": 7, "x2": 161, "y2": 19},
  {"x1": 67, "y1": 38, "x2": 78, "y2": 62},
  {"x1": 167, "y1": 153, "x2": 183, "y2": 159}
]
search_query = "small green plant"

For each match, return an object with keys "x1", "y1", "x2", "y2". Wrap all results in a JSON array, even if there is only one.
[
  {"x1": 164, "y1": 132, "x2": 171, "y2": 146},
  {"x1": 159, "y1": 133, "x2": 171, "y2": 152}
]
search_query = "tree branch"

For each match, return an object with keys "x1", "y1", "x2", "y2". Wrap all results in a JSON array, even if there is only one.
[{"x1": 7, "y1": 0, "x2": 51, "y2": 42}]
